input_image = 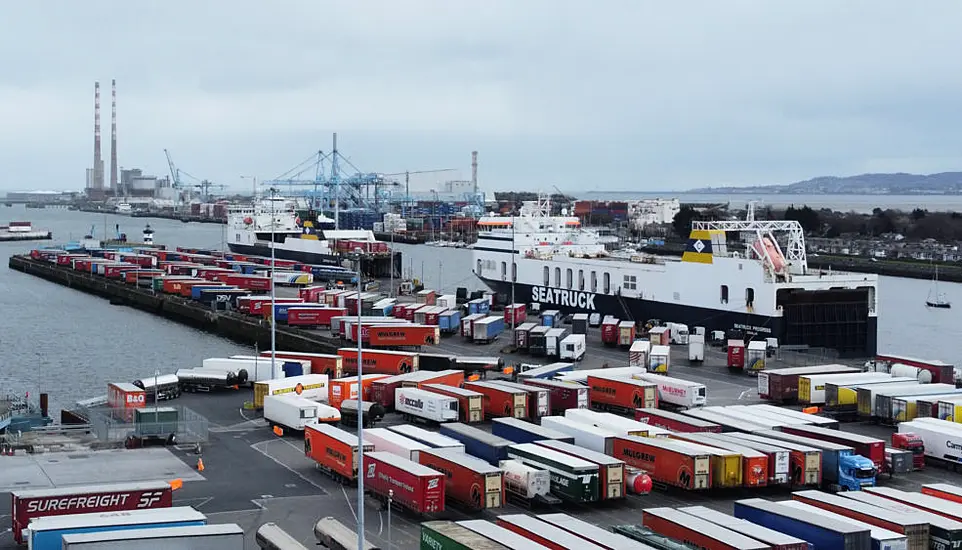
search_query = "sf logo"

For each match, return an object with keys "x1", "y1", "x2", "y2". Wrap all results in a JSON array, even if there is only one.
[{"x1": 137, "y1": 492, "x2": 165, "y2": 508}]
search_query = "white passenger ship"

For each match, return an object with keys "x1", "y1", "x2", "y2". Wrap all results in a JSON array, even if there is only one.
[{"x1": 473, "y1": 196, "x2": 878, "y2": 357}]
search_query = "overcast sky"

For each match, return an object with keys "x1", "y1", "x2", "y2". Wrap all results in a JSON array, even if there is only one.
[{"x1": 2, "y1": 1, "x2": 961, "y2": 194}]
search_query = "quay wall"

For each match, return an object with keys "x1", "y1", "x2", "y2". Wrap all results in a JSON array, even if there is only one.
[{"x1": 7, "y1": 255, "x2": 341, "y2": 354}]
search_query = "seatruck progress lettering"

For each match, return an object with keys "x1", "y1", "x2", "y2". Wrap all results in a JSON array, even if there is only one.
[{"x1": 532, "y1": 286, "x2": 596, "y2": 310}]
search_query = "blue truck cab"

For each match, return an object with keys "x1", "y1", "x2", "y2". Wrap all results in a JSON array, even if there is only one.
[
  {"x1": 757, "y1": 430, "x2": 876, "y2": 492},
  {"x1": 840, "y1": 451, "x2": 877, "y2": 490}
]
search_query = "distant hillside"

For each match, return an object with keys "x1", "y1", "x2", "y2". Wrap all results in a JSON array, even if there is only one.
[{"x1": 690, "y1": 172, "x2": 962, "y2": 195}]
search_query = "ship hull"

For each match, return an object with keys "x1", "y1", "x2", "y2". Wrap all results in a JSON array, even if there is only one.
[
  {"x1": 227, "y1": 242, "x2": 343, "y2": 267},
  {"x1": 478, "y1": 276, "x2": 877, "y2": 358}
]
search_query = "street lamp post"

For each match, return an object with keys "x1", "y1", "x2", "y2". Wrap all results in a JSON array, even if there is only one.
[
  {"x1": 269, "y1": 188, "x2": 277, "y2": 379},
  {"x1": 387, "y1": 489, "x2": 393, "y2": 549},
  {"x1": 354, "y1": 247, "x2": 365, "y2": 549}
]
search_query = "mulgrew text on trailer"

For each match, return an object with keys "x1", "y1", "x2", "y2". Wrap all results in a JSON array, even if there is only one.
[{"x1": 532, "y1": 287, "x2": 597, "y2": 310}]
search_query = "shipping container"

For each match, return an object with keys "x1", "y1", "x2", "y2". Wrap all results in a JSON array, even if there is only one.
[
  {"x1": 498, "y1": 459, "x2": 552, "y2": 501},
  {"x1": 10, "y1": 481, "x2": 174, "y2": 545},
  {"x1": 461, "y1": 313, "x2": 485, "y2": 339},
  {"x1": 396, "y1": 387, "x2": 460, "y2": 423},
  {"x1": 725, "y1": 432, "x2": 822, "y2": 487},
  {"x1": 464, "y1": 381, "x2": 528, "y2": 419},
  {"x1": 747, "y1": 404, "x2": 840, "y2": 429},
  {"x1": 107, "y1": 382, "x2": 146, "y2": 420},
  {"x1": 858, "y1": 383, "x2": 951, "y2": 419},
  {"x1": 328, "y1": 374, "x2": 390, "y2": 409},
  {"x1": 504, "y1": 303, "x2": 527, "y2": 327},
  {"x1": 779, "y1": 424, "x2": 886, "y2": 470},
  {"x1": 439, "y1": 422, "x2": 514, "y2": 465},
  {"x1": 825, "y1": 378, "x2": 919, "y2": 417},
  {"x1": 496, "y1": 515, "x2": 607, "y2": 550},
  {"x1": 758, "y1": 364, "x2": 861, "y2": 402},
  {"x1": 505, "y1": 443, "x2": 600, "y2": 503},
  {"x1": 60, "y1": 524, "x2": 244, "y2": 550},
  {"x1": 287, "y1": 306, "x2": 348, "y2": 328},
  {"x1": 457, "y1": 520, "x2": 552, "y2": 550},
  {"x1": 601, "y1": 317, "x2": 620, "y2": 346},
  {"x1": 629, "y1": 340, "x2": 650, "y2": 368},
  {"x1": 649, "y1": 345, "x2": 671, "y2": 373},
  {"x1": 473, "y1": 316, "x2": 505, "y2": 343},
  {"x1": 566, "y1": 408, "x2": 667, "y2": 438},
  {"x1": 364, "y1": 451, "x2": 445, "y2": 514},
  {"x1": 540, "y1": 416, "x2": 619, "y2": 455},
  {"x1": 799, "y1": 372, "x2": 894, "y2": 405},
  {"x1": 610, "y1": 435, "x2": 712, "y2": 490},
  {"x1": 617, "y1": 321, "x2": 636, "y2": 347},
  {"x1": 364, "y1": 427, "x2": 431, "y2": 462},
  {"x1": 631, "y1": 373, "x2": 707, "y2": 409},
  {"x1": 253, "y1": 374, "x2": 328, "y2": 409},
  {"x1": 423, "y1": 384, "x2": 484, "y2": 423},
  {"x1": 304, "y1": 423, "x2": 374, "y2": 482},
  {"x1": 733, "y1": 498, "x2": 872, "y2": 550},
  {"x1": 337, "y1": 348, "x2": 419, "y2": 377},
  {"x1": 667, "y1": 438, "x2": 745, "y2": 489},
  {"x1": 671, "y1": 433, "x2": 768, "y2": 488},
  {"x1": 401, "y1": 368, "x2": 464, "y2": 390},
  {"x1": 491, "y1": 417, "x2": 574, "y2": 445},
  {"x1": 635, "y1": 408, "x2": 722, "y2": 433},
  {"x1": 779, "y1": 500, "x2": 908, "y2": 550},
  {"x1": 871, "y1": 354, "x2": 955, "y2": 385},
  {"x1": 888, "y1": 391, "x2": 962, "y2": 424},
  {"x1": 370, "y1": 371, "x2": 426, "y2": 410},
  {"x1": 707, "y1": 433, "x2": 791, "y2": 486},
  {"x1": 679, "y1": 408, "x2": 773, "y2": 433},
  {"x1": 363, "y1": 324, "x2": 440, "y2": 347},
  {"x1": 869, "y1": 384, "x2": 961, "y2": 422},
  {"x1": 587, "y1": 374, "x2": 658, "y2": 413},
  {"x1": 523, "y1": 378, "x2": 587, "y2": 414},
  {"x1": 386, "y1": 424, "x2": 465, "y2": 452},
  {"x1": 643, "y1": 508, "x2": 770, "y2": 550},
  {"x1": 534, "y1": 439, "x2": 626, "y2": 500},
  {"x1": 922, "y1": 483, "x2": 962, "y2": 504},
  {"x1": 840, "y1": 491, "x2": 962, "y2": 550},
  {"x1": 488, "y1": 381, "x2": 550, "y2": 420},
  {"x1": 571, "y1": 313, "x2": 589, "y2": 335},
  {"x1": 537, "y1": 513, "x2": 650, "y2": 550},
  {"x1": 898, "y1": 418, "x2": 962, "y2": 468},
  {"x1": 26, "y1": 507, "x2": 207, "y2": 550},
  {"x1": 265, "y1": 395, "x2": 339, "y2": 432},
  {"x1": 680, "y1": 506, "x2": 809, "y2": 550},
  {"x1": 420, "y1": 521, "x2": 511, "y2": 550},
  {"x1": 793, "y1": 490, "x2": 928, "y2": 550},
  {"x1": 756, "y1": 430, "x2": 876, "y2": 491},
  {"x1": 728, "y1": 340, "x2": 745, "y2": 369},
  {"x1": 438, "y1": 310, "x2": 462, "y2": 335},
  {"x1": 419, "y1": 447, "x2": 504, "y2": 511}
]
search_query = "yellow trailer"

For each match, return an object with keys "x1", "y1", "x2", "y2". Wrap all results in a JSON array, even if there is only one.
[{"x1": 670, "y1": 439, "x2": 743, "y2": 489}]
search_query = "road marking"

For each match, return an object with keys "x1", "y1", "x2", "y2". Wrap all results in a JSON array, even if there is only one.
[
  {"x1": 341, "y1": 485, "x2": 358, "y2": 523},
  {"x1": 738, "y1": 389, "x2": 754, "y2": 400},
  {"x1": 250, "y1": 440, "x2": 325, "y2": 491}
]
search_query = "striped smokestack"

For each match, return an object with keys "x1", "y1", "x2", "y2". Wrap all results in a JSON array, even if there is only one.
[
  {"x1": 110, "y1": 79, "x2": 118, "y2": 192},
  {"x1": 93, "y1": 81, "x2": 103, "y2": 191}
]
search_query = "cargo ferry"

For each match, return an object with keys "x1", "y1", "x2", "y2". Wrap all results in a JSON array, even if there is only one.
[
  {"x1": 473, "y1": 197, "x2": 878, "y2": 357},
  {"x1": 227, "y1": 196, "x2": 398, "y2": 277}
]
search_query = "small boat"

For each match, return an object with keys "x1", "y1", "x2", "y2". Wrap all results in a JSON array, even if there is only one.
[{"x1": 926, "y1": 265, "x2": 951, "y2": 309}]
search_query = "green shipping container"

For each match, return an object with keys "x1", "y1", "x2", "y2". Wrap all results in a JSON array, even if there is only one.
[
  {"x1": 152, "y1": 277, "x2": 166, "y2": 292},
  {"x1": 506, "y1": 443, "x2": 599, "y2": 503},
  {"x1": 421, "y1": 521, "x2": 510, "y2": 550},
  {"x1": 134, "y1": 406, "x2": 178, "y2": 438}
]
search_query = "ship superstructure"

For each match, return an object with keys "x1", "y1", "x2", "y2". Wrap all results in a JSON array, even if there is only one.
[{"x1": 473, "y1": 196, "x2": 878, "y2": 357}]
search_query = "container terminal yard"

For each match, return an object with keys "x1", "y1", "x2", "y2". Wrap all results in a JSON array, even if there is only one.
[{"x1": 5, "y1": 244, "x2": 962, "y2": 549}]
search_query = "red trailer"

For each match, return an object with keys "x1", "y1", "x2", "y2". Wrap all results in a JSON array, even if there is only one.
[
  {"x1": 504, "y1": 303, "x2": 527, "y2": 326},
  {"x1": 757, "y1": 364, "x2": 861, "y2": 402},
  {"x1": 367, "y1": 324, "x2": 440, "y2": 347},
  {"x1": 586, "y1": 375, "x2": 658, "y2": 414},
  {"x1": 259, "y1": 351, "x2": 343, "y2": 378},
  {"x1": 10, "y1": 481, "x2": 174, "y2": 545},
  {"x1": 287, "y1": 307, "x2": 347, "y2": 328},
  {"x1": 298, "y1": 285, "x2": 328, "y2": 303},
  {"x1": 464, "y1": 381, "x2": 528, "y2": 419},
  {"x1": 727, "y1": 340, "x2": 745, "y2": 369},
  {"x1": 610, "y1": 436, "x2": 712, "y2": 490},
  {"x1": 601, "y1": 317, "x2": 620, "y2": 346},
  {"x1": 402, "y1": 369, "x2": 465, "y2": 390},
  {"x1": 778, "y1": 424, "x2": 885, "y2": 470},
  {"x1": 422, "y1": 384, "x2": 484, "y2": 423},
  {"x1": 370, "y1": 372, "x2": 426, "y2": 410},
  {"x1": 107, "y1": 382, "x2": 146, "y2": 421},
  {"x1": 618, "y1": 321, "x2": 636, "y2": 348},
  {"x1": 304, "y1": 423, "x2": 373, "y2": 483},
  {"x1": 418, "y1": 448, "x2": 504, "y2": 511},
  {"x1": 635, "y1": 408, "x2": 723, "y2": 433},
  {"x1": 239, "y1": 296, "x2": 301, "y2": 315},
  {"x1": 102, "y1": 264, "x2": 137, "y2": 279},
  {"x1": 224, "y1": 274, "x2": 272, "y2": 291},
  {"x1": 872, "y1": 354, "x2": 955, "y2": 385},
  {"x1": 643, "y1": 508, "x2": 769, "y2": 550},
  {"x1": 496, "y1": 515, "x2": 607, "y2": 550},
  {"x1": 922, "y1": 483, "x2": 962, "y2": 504},
  {"x1": 337, "y1": 348, "x2": 419, "y2": 376},
  {"x1": 524, "y1": 378, "x2": 588, "y2": 415},
  {"x1": 364, "y1": 451, "x2": 445, "y2": 514}
]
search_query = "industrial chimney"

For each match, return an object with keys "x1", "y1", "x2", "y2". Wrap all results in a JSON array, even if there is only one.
[
  {"x1": 93, "y1": 82, "x2": 103, "y2": 192},
  {"x1": 471, "y1": 150, "x2": 478, "y2": 194},
  {"x1": 110, "y1": 79, "x2": 118, "y2": 193}
]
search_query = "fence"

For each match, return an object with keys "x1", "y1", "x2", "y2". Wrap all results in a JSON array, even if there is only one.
[
  {"x1": 775, "y1": 345, "x2": 844, "y2": 367},
  {"x1": 81, "y1": 404, "x2": 209, "y2": 444}
]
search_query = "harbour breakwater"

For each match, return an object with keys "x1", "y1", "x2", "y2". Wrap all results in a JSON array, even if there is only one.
[{"x1": 7, "y1": 255, "x2": 343, "y2": 354}]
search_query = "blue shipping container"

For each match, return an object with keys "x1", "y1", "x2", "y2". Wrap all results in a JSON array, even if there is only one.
[
  {"x1": 438, "y1": 311, "x2": 462, "y2": 334},
  {"x1": 733, "y1": 498, "x2": 871, "y2": 550},
  {"x1": 191, "y1": 285, "x2": 228, "y2": 300},
  {"x1": 490, "y1": 417, "x2": 575, "y2": 445},
  {"x1": 439, "y1": 423, "x2": 513, "y2": 465},
  {"x1": 282, "y1": 362, "x2": 303, "y2": 377},
  {"x1": 467, "y1": 299, "x2": 490, "y2": 315},
  {"x1": 28, "y1": 508, "x2": 207, "y2": 550}
]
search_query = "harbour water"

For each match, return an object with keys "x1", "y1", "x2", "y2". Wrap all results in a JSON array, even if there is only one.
[{"x1": 0, "y1": 205, "x2": 958, "y2": 413}]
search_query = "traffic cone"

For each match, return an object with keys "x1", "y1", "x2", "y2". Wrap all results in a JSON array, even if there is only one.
[{"x1": 196, "y1": 457, "x2": 205, "y2": 472}]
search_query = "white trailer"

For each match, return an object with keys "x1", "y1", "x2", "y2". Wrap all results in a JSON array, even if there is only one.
[
  {"x1": 264, "y1": 395, "x2": 339, "y2": 431},
  {"x1": 540, "y1": 416, "x2": 618, "y2": 454},
  {"x1": 648, "y1": 345, "x2": 671, "y2": 373},
  {"x1": 559, "y1": 334, "x2": 586, "y2": 361},
  {"x1": 631, "y1": 373, "x2": 707, "y2": 409},
  {"x1": 363, "y1": 427, "x2": 430, "y2": 462},
  {"x1": 386, "y1": 424, "x2": 465, "y2": 452},
  {"x1": 395, "y1": 387, "x2": 459, "y2": 423},
  {"x1": 254, "y1": 374, "x2": 329, "y2": 407},
  {"x1": 565, "y1": 408, "x2": 671, "y2": 438},
  {"x1": 900, "y1": 418, "x2": 962, "y2": 467},
  {"x1": 688, "y1": 333, "x2": 705, "y2": 363},
  {"x1": 61, "y1": 524, "x2": 244, "y2": 550},
  {"x1": 499, "y1": 459, "x2": 551, "y2": 499},
  {"x1": 556, "y1": 366, "x2": 645, "y2": 384},
  {"x1": 545, "y1": 328, "x2": 568, "y2": 357},
  {"x1": 629, "y1": 340, "x2": 650, "y2": 367},
  {"x1": 231, "y1": 355, "x2": 313, "y2": 377},
  {"x1": 202, "y1": 357, "x2": 271, "y2": 383}
]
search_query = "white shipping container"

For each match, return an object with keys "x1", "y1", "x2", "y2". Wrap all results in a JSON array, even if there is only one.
[
  {"x1": 499, "y1": 459, "x2": 551, "y2": 499},
  {"x1": 259, "y1": 374, "x2": 329, "y2": 403},
  {"x1": 631, "y1": 373, "x2": 707, "y2": 408},
  {"x1": 629, "y1": 340, "x2": 650, "y2": 367},
  {"x1": 231, "y1": 355, "x2": 313, "y2": 377},
  {"x1": 61, "y1": 524, "x2": 244, "y2": 550},
  {"x1": 437, "y1": 294, "x2": 457, "y2": 309},
  {"x1": 363, "y1": 427, "x2": 430, "y2": 461},
  {"x1": 202, "y1": 357, "x2": 277, "y2": 382},
  {"x1": 648, "y1": 345, "x2": 671, "y2": 373},
  {"x1": 395, "y1": 387, "x2": 459, "y2": 423},
  {"x1": 565, "y1": 409, "x2": 670, "y2": 438},
  {"x1": 540, "y1": 416, "x2": 617, "y2": 454},
  {"x1": 901, "y1": 418, "x2": 962, "y2": 466},
  {"x1": 386, "y1": 424, "x2": 466, "y2": 452},
  {"x1": 545, "y1": 328, "x2": 568, "y2": 357},
  {"x1": 801, "y1": 372, "x2": 894, "y2": 405},
  {"x1": 556, "y1": 366, "x2": 645, "y2": 384},
  {"x1": 688, "y1": 334, "x2": 705, "y2": 362},
  {"x1": 559, "y1": 334, "x2": 586, "y2": 361},
  {"x1": 264, "y1": 395, "x2": 339, "y2": 431}
]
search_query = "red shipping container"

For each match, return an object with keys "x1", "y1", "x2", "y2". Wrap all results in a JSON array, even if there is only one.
[
  {"x1": 103, "y1": 264, "x2": 134, "y2": 279},
  {"x1": 504, "y1": 304, "x2": 526, "y2": 326},
  {"x1": 601, "y1": 318, "x2": 620, "y2": 346},
  {"x1": 634, "y1": 408, "x2": 722, "y2": 433},
  {"x1": 727, "y1": 341, "x2": 745, "y2": 369},
  {"x1": 611, "y1": 436, "x2": 712, "y2": 490},
  {"x1": 328, "y1": 375, "x2": 389, "y2": 409},
  {"x1": 524, "y1": 379, "x2": 588, "y2": 415},
  {"x1": 241, "y1": 296, "x2": 302, "y2": 315},
  {"x1": 779, "y1": 424, "x2": 885, "y2": 470},
  {"x1": 337, "y1": 348, "x2": 419, "y2": 376},
  {"x1": 643, "y1": 507, "x2": 767, "y2": 550},
  {"x1": 304, "y1": 423, "x2": 372, "y2": 482},
  {"x1": 299, "y1": 285, "x2": 327, "y2": 303},
  {"x1": 418, "y1": 448, "x2": 503, "y2": 511},
  {"x1": 224, "y1": 274, "x2": 272, "y2": 291},
  {"x1": 464, "y1": 381, "x2": 527, "y2": 419},
  {"x1": 10, "y1": 482, "x2": 174, "y2": 545},
  {"x1": 107, "y1": 382, "x2": 146, "y2": 422},
  {"x1": 424, "y1": 309, "x2": 443, "y2": 326},
  {"x1": 368, "y1": 325, "x2": 440, "y2": 347},
  {"x1": 259, "y1": 351, "x2": 343, "y2": 378},
  {"x1": 364, "y1": 451, "x2": 444, "y2": 514},
  {"x1": 370, "y1": 372, "x2": 424, "y2": 410},
  {"x1": 287, "y1": 307, "x2": 347, "y2": 328},
  {"x1": 587, "y1": 375, "x2": 658, "y2": 413},
  {"x1": 405, "y1": 370, "x2": 465, "y2": 390}
]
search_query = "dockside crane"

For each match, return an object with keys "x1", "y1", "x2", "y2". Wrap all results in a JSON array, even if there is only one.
[{"x1": 381, "y1": 168, "x2": 457, "y2": 217}]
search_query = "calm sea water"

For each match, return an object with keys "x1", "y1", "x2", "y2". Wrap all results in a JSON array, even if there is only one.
[{"x1": 0, "y1": 205, "x2": 958, "y2": 413}]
